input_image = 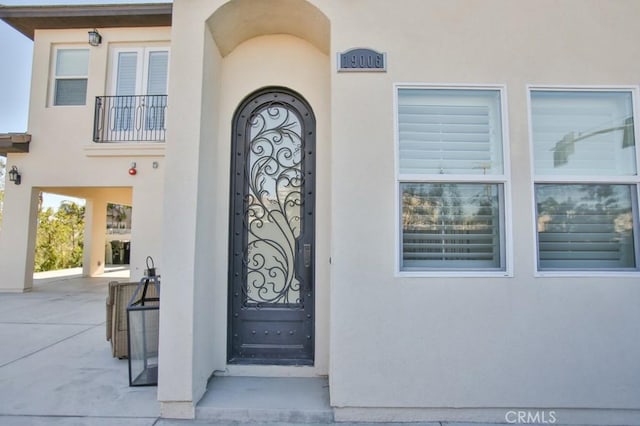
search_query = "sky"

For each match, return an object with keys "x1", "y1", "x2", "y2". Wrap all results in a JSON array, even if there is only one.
[{"x1": 0, "y1": 0, "x2": 171, "y2": 209}]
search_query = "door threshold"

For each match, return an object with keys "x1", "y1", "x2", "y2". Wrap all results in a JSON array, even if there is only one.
[
  {"x1": 218, "y1": 364, "x2": 324, "y2": 378},
  {"x1": 196, "y1": 376, "x2": 332, "y2": 423}
]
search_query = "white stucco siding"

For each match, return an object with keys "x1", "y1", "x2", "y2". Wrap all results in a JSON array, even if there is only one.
[
  {"x1": 0, "y1": 26, "x2": 170, "y2": 292},
  {"x1": 157, "y1": 3, "x2": 208, "y2": 415},
  {"x1": 190, "y1": 25, "x2": 223, "y2": 404},
  {"x1": 157, "y1": 0, "x2": 640, "y2": 420},
  {"x1": 329, "y1": 0, "x2": 640, "y2": 412}
]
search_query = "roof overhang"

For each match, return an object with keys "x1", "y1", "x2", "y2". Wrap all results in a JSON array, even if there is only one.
[
  {"x1": 0, "y1": 133, "x2": 31, "y2": 156},
  {"x1": 0, "y1": 3, "x2": 173, "y2": 40}
]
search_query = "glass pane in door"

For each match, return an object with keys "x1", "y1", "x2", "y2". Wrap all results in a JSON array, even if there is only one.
[
  {"x1": 245, "y1": 104, "x2": 303, "y2": 306},
  {"x1": 145, "y1": 51, "x2": 168, "y2": 131},
  {"x1": 114, "y1": 52, "x2": 137, "y2": 133}
]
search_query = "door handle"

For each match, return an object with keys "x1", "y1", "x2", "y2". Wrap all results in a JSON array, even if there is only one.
[{"x1": 304, "y1": 243, "x2": 312, "y2": 268}]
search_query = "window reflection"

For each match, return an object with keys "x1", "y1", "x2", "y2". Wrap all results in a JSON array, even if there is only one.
[
  {"x1": 531, "y1": 91, "x2": 636, "y2": 176},
  {"x1": 535, "y1": 184, "x2": 637, "y2": 269},
  {"x1": 402, "y1": 183, "x2": 503, "y2": 269}
]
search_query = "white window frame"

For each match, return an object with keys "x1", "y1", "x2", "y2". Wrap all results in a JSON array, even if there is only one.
[
  {"x1": 108, "y1": 46, "x2": 170, "y2": 97},
  {"x1": 527, "y1": 85, "x2": 640, "y2": 277},
  {"x1": 50, "y1": 46, "x2": 89, "y2": 107},
  {"x1": 394, "y1": 83, "x2": 513, "y2": 278}
]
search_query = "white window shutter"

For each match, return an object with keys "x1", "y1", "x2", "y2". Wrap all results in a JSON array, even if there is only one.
[
  {"x1": 398, "y1": 89, "x2": 503, "y2": 175},
  {"x1": 146, "y1": 51, "x2": 168, "y2": 95},
  {"x1": 116, "y1": 52, "x2": 138, "y2": 96}
]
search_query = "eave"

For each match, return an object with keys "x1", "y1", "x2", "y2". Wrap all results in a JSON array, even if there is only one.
[
  {"x1": 0, "y1": 133, "x2": 31, "y2": 156},
  {"x1": 0, "y1": 3, "x2": 172, "y2": 40}
]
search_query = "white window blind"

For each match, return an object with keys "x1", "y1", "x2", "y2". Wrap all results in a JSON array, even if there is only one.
[
  {"x1": 54, "y1": 79, "x2": 88, "y2": 106},
  {"x1": 397, "y1": 87, "x2": 507, "y2": 272},
  {"x1": 53, "y1": 48, "x2": 89, "y2": 106},
  {"x1": 56, "y1": 49, "x2": 89, "y2": 76},
  {"x1": 145, "y1": 51, "x2": 168, "y2": 131},
  {"x1": 398, "y1": 89, "x2": 503, "y2": 175},
  {"x1": 115, "y1": 52, "x2": 138, "y2": 96},
  {"x1": 146, "y1": 51, "x2": 168, "y2": 95},
  {"x1": 113, "y1": 52, "x2": 138, "y2": 131}
]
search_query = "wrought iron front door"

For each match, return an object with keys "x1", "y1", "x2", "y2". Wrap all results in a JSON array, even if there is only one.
[{"x1": 228, "y1": 88, "x2": 315, "y2": 365}]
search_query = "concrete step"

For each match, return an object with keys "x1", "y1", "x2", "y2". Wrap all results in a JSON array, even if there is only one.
[{"x1": 195, "y1": 376, "x2": 334, "y2": 424}]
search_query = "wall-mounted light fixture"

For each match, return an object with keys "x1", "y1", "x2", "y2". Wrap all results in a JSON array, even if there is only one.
[
  {"x1": 8, "y1": 165, "x2": 21, "y2": 185},
  {"x1": 88, "y1": 29, "x2": 102, "y2": 47}
]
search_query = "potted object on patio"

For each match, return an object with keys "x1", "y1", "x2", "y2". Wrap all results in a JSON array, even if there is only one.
[{"x1": 127, "y1": 256, "x2": 160, "y2": 386}]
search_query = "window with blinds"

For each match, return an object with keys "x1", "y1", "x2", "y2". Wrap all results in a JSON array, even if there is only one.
[
  {"x1": 115, "y1": 52, "x2": 138, "y2": 96},
  {"x1": 112, "y1": 48, "x2": 169, "y2": 97},
  {"x1": 53, "y1": 48, "x2": 89, "y2": 106},
  {"x1": 110, "y1": 47, "x2": 169, "y2": 134},
  {"x1": 531, "y1": 89, "x2": 640, "y2": 271},
  {"x1": 146, "y1": 51, "x2": 168, "y2": 95},
  {"x1": 397, "y1": 87, "x2": 507, "y2": 272},
  {"x1": 145, "y1": 51, "x2": 168, "y2": 131},
  {"x1": 114, "y1": 52, "x2": 138, "y2": 131}
]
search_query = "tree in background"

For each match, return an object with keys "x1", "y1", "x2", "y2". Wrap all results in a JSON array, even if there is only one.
[{"x1": 34, "y1": 199, "x2": 85, "y2": 272}]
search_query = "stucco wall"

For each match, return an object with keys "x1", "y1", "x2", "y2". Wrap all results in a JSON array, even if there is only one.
[
  {"x1": 327, "y1": 0, "x2": 640, "y2": 419},
  {"x1": 158, "y1": 0, "x2": 640, "y2": 422},
  {"x1": 157, "y1": 3, "x2": 206, "y2": 416}
]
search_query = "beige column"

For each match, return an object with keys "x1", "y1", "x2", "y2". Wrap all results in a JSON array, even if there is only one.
[
  {"x1": 82, "y1": 197, "x2": 107, "y2": 277},
  {"x1": 0, "y1": 185, "x2": 40, "y2": 292}
]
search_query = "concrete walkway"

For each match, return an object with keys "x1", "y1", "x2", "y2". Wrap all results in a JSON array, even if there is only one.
[
  {"x1": 0, "y1": 268, "x2": 496, "y2": 426},
  {"x1": 0, "y1": 267, "x2": 161, "y2": 425}
]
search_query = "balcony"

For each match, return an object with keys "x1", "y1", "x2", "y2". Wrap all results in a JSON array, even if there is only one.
[{"x1": 93, "y1": 95, "x2": 167, "y2": 143}]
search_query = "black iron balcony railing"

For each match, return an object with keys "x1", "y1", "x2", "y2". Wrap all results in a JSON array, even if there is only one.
[{"x1": 93, "y1": 95, "x2": 167, "y2": 143}]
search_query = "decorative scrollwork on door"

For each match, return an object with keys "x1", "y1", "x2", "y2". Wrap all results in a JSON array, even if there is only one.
[
  {"x1": 243, "y1": 102, "x2": 304, "y2": 306},
  {"x1": 229, "y1": 87, "x2": 315, "y2": 364}
]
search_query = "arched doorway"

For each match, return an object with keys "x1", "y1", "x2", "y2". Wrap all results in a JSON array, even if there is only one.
[{"x1": 228, "y1": 87, "x2": 316, "y2": 365}]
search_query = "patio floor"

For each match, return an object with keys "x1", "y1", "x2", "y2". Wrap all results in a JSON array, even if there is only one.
[
  {"x1": 0, "y1": 268, "x2": 491, "y2": 426},
  {"x1": 0, "y1": 268, "x2": 340, "y2": 426},
  {"x1": 0, "y1": 267, "x2": 161, "y2": 425}
]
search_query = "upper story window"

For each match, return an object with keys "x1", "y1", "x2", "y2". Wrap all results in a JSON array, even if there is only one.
[
  {"x1": 396, "y1": 86, "x2": 510, "y2": 274},
  {"x1": 94, "y1": 47, "x2": 169, "y2": 143},
  {"x1": 530, "y1": 89, "x2": 640, "y2": 272},
  {"x1": 53, "y1": 48, "x2": 89, "y2": 106},
  {"x1": 111, "y1": 47, "x2": 169, "y2": 97}
]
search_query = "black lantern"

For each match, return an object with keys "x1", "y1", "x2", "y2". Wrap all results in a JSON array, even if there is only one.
[
  {"x1": 88, "y1": 29, "x2": 102, "y2": 47},
  {"x1": 8, "y1": 166, "x2": 21, "y2": 185},
  {"x1": 127, "y1": 273, "x2": 160, "y2": 386}
]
